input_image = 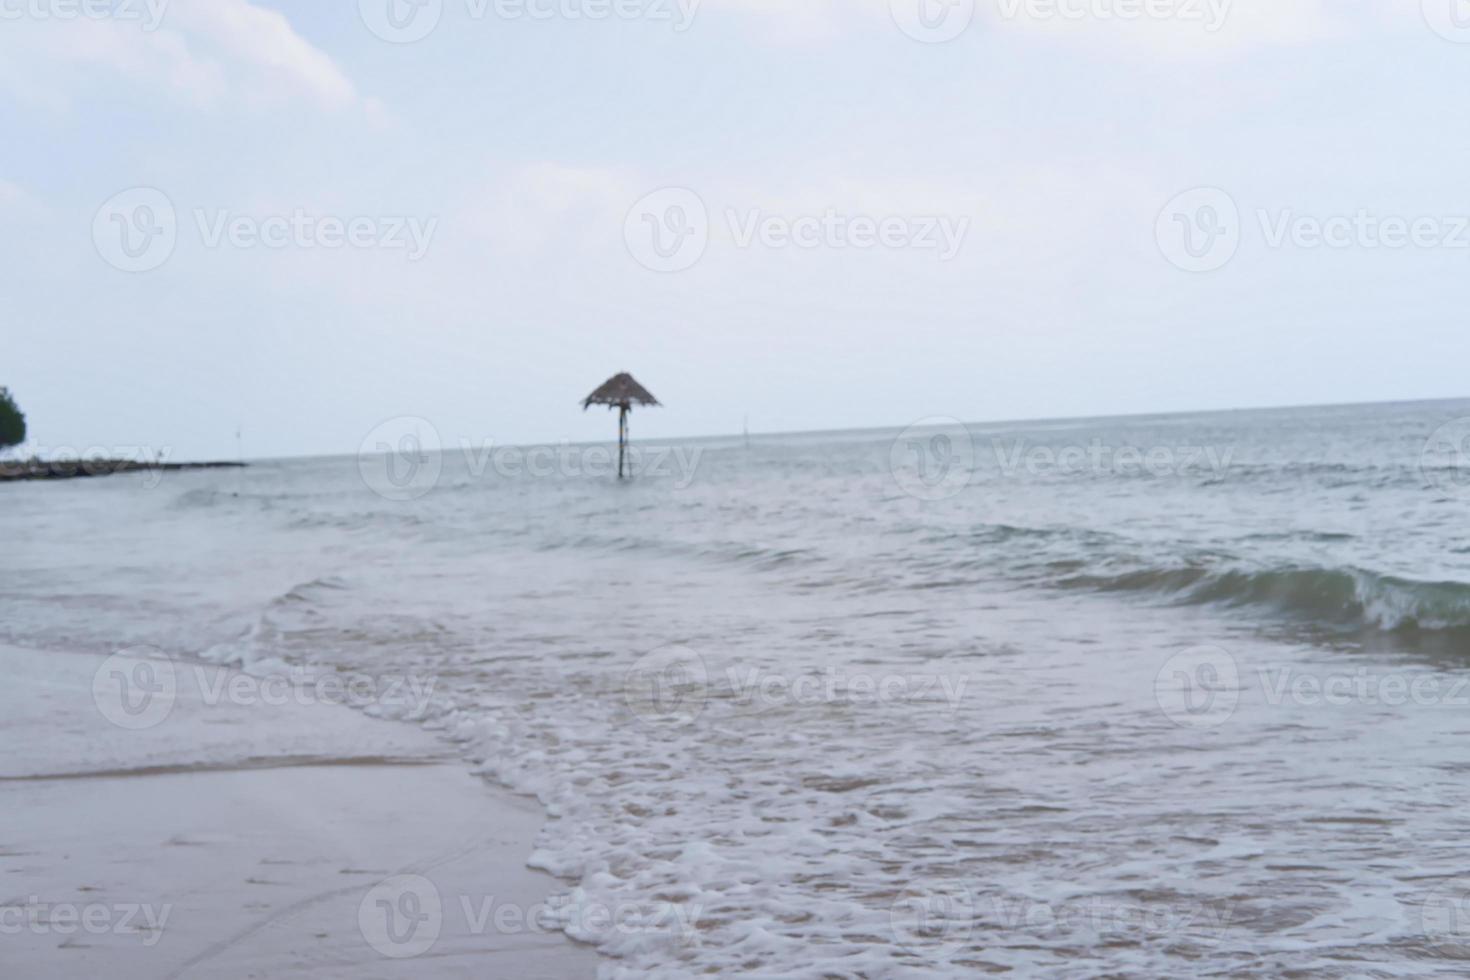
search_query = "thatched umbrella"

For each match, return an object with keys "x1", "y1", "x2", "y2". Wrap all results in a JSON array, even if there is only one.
[{"x1": 583, "y1": 373, "x2": 660, "y2": 479}]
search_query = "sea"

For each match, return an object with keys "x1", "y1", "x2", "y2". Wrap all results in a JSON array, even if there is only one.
[{"x1": 6, "y1": 397, "x2": 1470, "y2": 977}]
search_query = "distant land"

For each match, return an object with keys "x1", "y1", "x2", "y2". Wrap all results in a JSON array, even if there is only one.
[{"x1": 0, "y1": 459, "x2": 246, "y2": 484}]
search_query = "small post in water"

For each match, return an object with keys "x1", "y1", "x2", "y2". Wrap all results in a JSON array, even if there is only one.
[{"x1": 618, "y1": 404, "x2": 628, "y2": 479}]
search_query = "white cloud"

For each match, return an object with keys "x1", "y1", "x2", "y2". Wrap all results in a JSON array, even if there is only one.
[
  {"x1": 0, "y1": 0, "x2": 368, "y2": 113},
  {"x1": 166, "y1": 0, "x2": 360, "y2": 111}
]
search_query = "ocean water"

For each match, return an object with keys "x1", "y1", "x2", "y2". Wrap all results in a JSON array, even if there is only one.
[{"x1": 6, "y1": 398, "x2": 1470, "y2": 977}]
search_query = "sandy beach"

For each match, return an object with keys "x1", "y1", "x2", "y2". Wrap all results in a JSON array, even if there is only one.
[{"x1": 0, "y1": 644, "x2": 597, "y2": 979}]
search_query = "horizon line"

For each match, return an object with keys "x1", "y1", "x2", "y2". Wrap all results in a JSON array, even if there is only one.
[{"x1": 228, "y1": 392, "x2": 1469, "y2": 466}]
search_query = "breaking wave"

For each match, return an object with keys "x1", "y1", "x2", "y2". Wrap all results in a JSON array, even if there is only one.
[{"x1": 1055, "y1": 562, "x2": 1470, "y2": 635}]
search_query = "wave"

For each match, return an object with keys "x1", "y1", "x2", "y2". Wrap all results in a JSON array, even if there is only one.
[
  {"x1": 1055, "y1": 562, "x2": 1470, "y2": 635},
  {"x1": 172, "y1": 487, "x2": 243, "y2": 510},
  {"x1": 200, "y1": 576, "x2": 355, "y2": 670},
  {"x1": 1200, "y1": 460, "x2": 1415, "y2": 481},
  {"x1": 171, "y1": 486, "x2": 286, "y2": 512},
  {"x1": 285, "y1": 511, "x2": 425, "y2": 532},
  {"x1": 536, "y1": 531, "x2": 822, "y2": 572}
]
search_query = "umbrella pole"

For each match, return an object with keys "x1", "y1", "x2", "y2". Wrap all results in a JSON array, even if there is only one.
[{"x1": 618, "y1": 404, "x2": 628, "y2": 479}]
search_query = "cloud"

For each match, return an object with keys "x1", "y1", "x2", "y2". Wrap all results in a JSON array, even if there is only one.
[
  {"x1": 0, "y1": 179, "x2": 45, "y2": 217},
  {"x1": 166, "y1": 0, "x2": 361, "y2": 111},
  {"x1": 0, "y1": 0, "x2": 369, "y2": 114}
]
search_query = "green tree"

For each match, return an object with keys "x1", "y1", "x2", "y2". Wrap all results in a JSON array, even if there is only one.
[{"x1": 0, "y1": 388, "x2": 26, "y2": 451}]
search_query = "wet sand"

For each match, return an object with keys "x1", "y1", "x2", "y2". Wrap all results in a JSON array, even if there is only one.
[{"x1": 0, "y1": 644, "x2": 597, "y2": 979}]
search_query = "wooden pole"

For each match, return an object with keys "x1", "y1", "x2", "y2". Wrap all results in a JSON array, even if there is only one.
[{"x1": 618, "y1": 404, "x2": 628, "y2": 479}]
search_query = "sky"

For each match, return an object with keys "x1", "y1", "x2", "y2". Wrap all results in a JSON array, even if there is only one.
[{"x1": 2, "y1": 0, "x2": 1468, "y2": 460}]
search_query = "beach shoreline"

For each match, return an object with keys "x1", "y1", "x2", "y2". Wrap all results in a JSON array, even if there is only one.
[{"x1": 0, "y1": 644, "x2": 598, "y2": 979}]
